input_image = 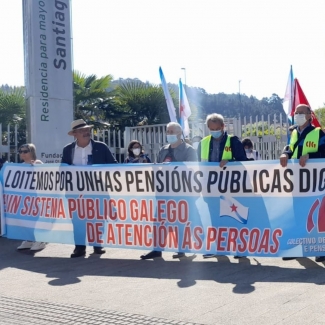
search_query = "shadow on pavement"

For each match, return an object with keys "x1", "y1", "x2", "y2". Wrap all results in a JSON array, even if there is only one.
[{"x1": 1, "y1": 238, "x2": 324, "y2": 294}]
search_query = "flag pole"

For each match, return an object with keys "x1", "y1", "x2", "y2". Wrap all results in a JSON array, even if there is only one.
[{"x1": 291, "y1": 79, "x2": 296, "y2": 125}]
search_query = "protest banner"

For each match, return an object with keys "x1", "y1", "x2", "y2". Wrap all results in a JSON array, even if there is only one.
[{"x1": 2, "y1": 161, "x2": 325, "y2": 257}]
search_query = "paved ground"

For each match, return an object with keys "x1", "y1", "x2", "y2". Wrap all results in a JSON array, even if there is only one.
[{"x1": 1, "y1": 238, "x2": 325, "y2": 325}]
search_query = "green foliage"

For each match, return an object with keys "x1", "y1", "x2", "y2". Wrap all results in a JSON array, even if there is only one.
[
  {"x1": 3, "y1": 75, "x2": 324, "y2": 138},
  {"x1": 242, "y1": 121, "x2": 287, "y2": 139},
  {"x1": 0, "y1": 86, "x2": 27, "y2": 148},
  {"x1": 114, "y1": 80, "x2": 170, "y2": 126},
  {"x1": 0, "y1": 87, "x2": 26, "y2": 125},
  {"x1": 314, "y1": 106, "x2": 325, "y2": 128},
  {"x1": 73, "y1": 70, "x2": 114, "y2": 125}
]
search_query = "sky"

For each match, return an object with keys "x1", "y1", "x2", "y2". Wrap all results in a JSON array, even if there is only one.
[{"x1": 1, "y1": 0, "x2": 325, "y2": 109}]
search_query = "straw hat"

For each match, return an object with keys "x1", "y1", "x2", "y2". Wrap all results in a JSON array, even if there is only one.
[{"x1": 68, "y1": 119, "x2": 93, "y2": 136}]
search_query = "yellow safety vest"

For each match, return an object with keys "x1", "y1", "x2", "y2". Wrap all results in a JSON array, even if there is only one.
[
  {"x1": 200, "y1": 135, "x2": 233, "y2": 162},
  {"x1": 290, "y1": 128, "x2": 320, "y2": 158}
]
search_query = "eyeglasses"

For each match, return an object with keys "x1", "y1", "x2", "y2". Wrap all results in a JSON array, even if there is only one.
[{"x1": 19, "y1": 150, "x2": 30, "y2": 154}]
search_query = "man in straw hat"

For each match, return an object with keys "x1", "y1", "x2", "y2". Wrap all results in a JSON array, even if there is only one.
[{"x1": 62, "y1": 119, "x2": 117, "y2": 258}]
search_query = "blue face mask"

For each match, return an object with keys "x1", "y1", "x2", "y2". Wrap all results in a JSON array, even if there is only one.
[
  {"x1": 167, "y1": 134, "x2": 178, "y2": 144},
  {"x1": 210, "y1": 130, "x2": 222, "y2": 139}
]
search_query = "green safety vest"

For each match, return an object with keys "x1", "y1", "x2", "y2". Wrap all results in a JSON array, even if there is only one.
[
  {"x1": 290, "y1": 128, "x2": 320, "y2": 158},
  {"x1": 200, "y1": 135, "x2": 233, "y2": 162}
]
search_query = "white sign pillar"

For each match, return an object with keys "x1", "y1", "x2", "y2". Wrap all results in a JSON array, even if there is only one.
[{"x1": 23, "y1": 0, "x2": 73, "y2": 163}]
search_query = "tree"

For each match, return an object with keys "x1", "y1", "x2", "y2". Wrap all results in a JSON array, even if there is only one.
[
  {"x1": 0, "y1": 87, "x2": 27, "y2": 148},
  {"x1": 73, "y1": 70, "x2": 114, "y2": 125},
  {"x1": 314, "y1": 106, "x2": 325, "y2": 128},
  {"x1": 115, "y1": 80, "x2": 171, "y2": 126},
  {"x1": 0, "y1": 87, "x2": 26, "y2": 125}
]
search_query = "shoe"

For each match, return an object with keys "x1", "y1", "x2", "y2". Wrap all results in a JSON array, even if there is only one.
[
  {"x1": 70, "y1": 249, "x2": 86, "y2": 258},
  {"x1": 17, "y1": 241, "x2": 33, "y2": 250},
  {"x1": 234, "y1": 256, "x2": 244, "y2": 259},
  {"x1": 282, "y1": 257, "x2": 296, "y2": 261},
  {"x1": 140, "y1": 251, "x2": 162, "y2": 260},
  {"x1": 93, "y1": 247, "x2": 106, "y2": 255},
  {"x1": 172, "y1": 252, "x2": 186, "y2": 259},
  {"x1": 315, "y1": 256, "x2": 325, "y2": 262},
  {"x1": 30, "y1": 242, "x2": 46, "y2": 251},
  {"x1": 203, "y1": 254, "x2": 217, "y2": 259}
]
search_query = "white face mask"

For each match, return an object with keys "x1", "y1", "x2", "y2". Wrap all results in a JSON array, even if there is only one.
[
  {"x1": 167, "y1": 134, "x2": 179, "y2": 144},
  {"x1": 132, "y1": 148, "x2": 141, "y2": 156},
  {"x1": 295, "y1": 114, "x2": 307, "y2": 126}
]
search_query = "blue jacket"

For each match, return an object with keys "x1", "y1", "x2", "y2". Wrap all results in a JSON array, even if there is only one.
[{"x1": 61, "y1": 139, "x2": 117, "y2": 165}]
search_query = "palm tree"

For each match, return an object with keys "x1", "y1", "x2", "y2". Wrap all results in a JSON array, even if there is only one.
[
  {"x1": 0, "y1": 86, "x2": 27, "y2": 148},
  {"x1": 115, "y1": 80, "x2": 171, "y2": 126},
  {"x1": 0, "y1": 87, "x2": 26, "y2": 125},
  {"x1": 73, "y1": 70, "x2": 114, "y2": 125}
]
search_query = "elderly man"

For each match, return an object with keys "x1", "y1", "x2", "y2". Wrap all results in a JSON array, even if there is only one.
[
  {"x1": 280, "y1": 104, "x2": 325, "y2": 263},
  {"x1": 197, "y1": 113, "x2": 247, "y2": 166},
  {"x1": 197, "y1": 113, "x2": 247, "y2": 258},
  {"x1": 140, "y1": 122, "x2": 197, "y2": 260},
  {"x1": 62, "y1": 119, "x2": 117, "y2": 258}
]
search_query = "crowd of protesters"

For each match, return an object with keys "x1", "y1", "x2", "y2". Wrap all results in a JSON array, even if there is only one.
[{"x1": 3, "y1": 106, "x2": 323, "y2": 263}]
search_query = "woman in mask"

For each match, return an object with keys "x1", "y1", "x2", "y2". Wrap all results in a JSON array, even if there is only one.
[
  {"x1": 124, "y1": 140, "x2": 151, "y2": 163},
  {"x1": 242, "y1": 138, "x2": 261, "y2": 160},
  {"x1": 16, "y1": 143, "x2": 47, "y2": 251}
]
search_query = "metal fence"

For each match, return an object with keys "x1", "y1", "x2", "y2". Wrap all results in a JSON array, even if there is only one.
[
  {"x1": 0, "y1": 124, "x2": 19, "y2": 163},
  {"x1": 0, "y1": 114, "x2": 288, "y2": 163},
  {"x1": 123, "y1": 115, "x2": 288, "y2": 162}
]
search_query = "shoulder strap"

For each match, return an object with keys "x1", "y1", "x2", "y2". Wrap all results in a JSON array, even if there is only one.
[{"x1": 292, "y1": 130, "x2": 307, "y2": 155}]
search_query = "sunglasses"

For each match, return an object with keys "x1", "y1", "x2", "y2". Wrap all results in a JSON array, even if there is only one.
[{"x1": 19, "y1": 150, "x2": 30, "y2": 154}]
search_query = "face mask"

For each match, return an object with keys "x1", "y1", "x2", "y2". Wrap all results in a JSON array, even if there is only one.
[
  {"x1": 245, "y1": 149, "x2": 252, "y2": 153},
  {"x1": 295, "y1": 114, "x2": 307, "y2": 126},
  {"x1": 167, "y1": 134, "x2": 178, "y2": 144},
  {"x1": 210, "y1": 130, "x2": 222, "y2": 138},
  {"x1": 132, "y1": 148, "x2": 141, "y2": 156}
]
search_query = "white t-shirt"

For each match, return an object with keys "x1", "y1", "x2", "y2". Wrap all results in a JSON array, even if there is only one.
[
  {"x1": 73, "y1": 141, "x2": 92, "y2": 166},
  {"x1": 22, "y1": 160, "x2": 43, "y2": 165}
]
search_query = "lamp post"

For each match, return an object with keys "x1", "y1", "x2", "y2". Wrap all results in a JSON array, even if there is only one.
[{"x1": 181, "y1": 67, "x2": 187, "y2": 87}]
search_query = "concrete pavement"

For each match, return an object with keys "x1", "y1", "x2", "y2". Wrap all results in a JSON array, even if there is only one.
[{"x1": 1, "y1": 237, "x2": 325, "y2": 325}]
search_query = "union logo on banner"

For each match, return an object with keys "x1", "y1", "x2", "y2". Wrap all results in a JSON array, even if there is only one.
[{"x1": 306, "y1": 197, "x2": 325, "y2": 233}]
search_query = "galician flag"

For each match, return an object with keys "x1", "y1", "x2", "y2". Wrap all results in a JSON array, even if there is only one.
[
  {"x1": 219, "y1": 195, "x2": 249, "y2": 224},
  {"x1": 159, "y1": 67, "x2": 177, "y2": 123},
  {"x1": 283, "y1": 65, "x2": 294, "y2": 118},
  {"x1": 179, "y1": 78, "x2": 192, "y2": 137}
]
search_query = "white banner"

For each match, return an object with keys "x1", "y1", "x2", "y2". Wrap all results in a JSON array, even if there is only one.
[
  {"x1": 23, "y1": 0, "x2": 73, "y2": 162},
  {"x1": 3, "y1": 161, "x2": 325, "y2": 257}
]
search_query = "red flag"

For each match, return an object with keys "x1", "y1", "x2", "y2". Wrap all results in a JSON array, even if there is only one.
[{"x1": 291, "y1": 78, "x2": 321, "y2": 127}]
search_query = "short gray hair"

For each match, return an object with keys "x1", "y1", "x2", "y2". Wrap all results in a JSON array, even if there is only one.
[
  {"x1": 167, "y1": 122, "x2": 182, "y2": 133},
  {"x1": 205, "y1": 113, "x2": 224, "y2": 126}
]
